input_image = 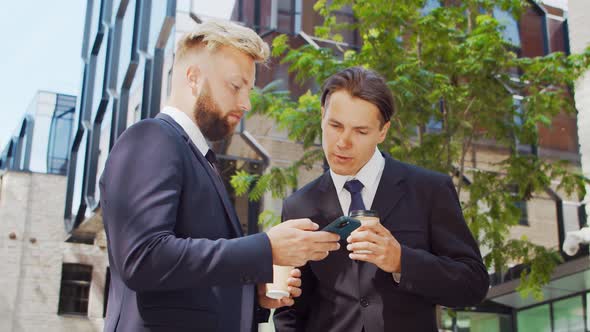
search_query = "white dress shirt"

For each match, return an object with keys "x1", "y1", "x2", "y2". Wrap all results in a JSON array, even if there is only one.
[
  {"x1": 330, "y1": 148, "x2": 385, "y2": 216},
  {"x1": 329, "y1": 148, "x2": 401, "y2": 283},
  {"x1": 161, "y1": 106, "x2": 210, "y2": 157}
]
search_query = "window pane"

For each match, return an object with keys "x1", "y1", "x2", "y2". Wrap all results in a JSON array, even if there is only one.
[
  {"x1": 517, "y1": 305, "x2": 551, "y2": 332},
  {"x1": 553, "y1": 296, "x2": 584, "y2": 332},
  {"x1": 457, "y1": 311, "x2": 513, "y2": 332},
  {"x1": 278, "y1": 0, "x2": 293, "y2": 11},
  {"x1": 493, "y1": 7, "x2": 521, "y2": 47},
  {"x1": 58, "y1": 264, "x2": 92, "y2": 315}
]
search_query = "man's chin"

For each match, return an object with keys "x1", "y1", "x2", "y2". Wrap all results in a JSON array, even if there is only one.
[{"x1": 328, "y1": 163, "x2": 356, "y2": 176}]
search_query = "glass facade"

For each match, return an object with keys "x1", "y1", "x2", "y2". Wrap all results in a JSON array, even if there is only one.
[
  {"x1": 493, "y1": 7, "x2": 522, "y2": 48},
  {"x1": 47, "y1": 94, "x2": 76, "y2": 174},
  {"x1": 65, "y1": 0, "x2": 176, "y2": 230},
  {"x1": 441, "y1": 290, "x2": 590, "y2": 332},
  {"x1": 66, "y1": 0, "x2": 268, "y2": 234},
  {"x1": 0, "y1": 92, "x2": 75, "y2": 175},
  {"x1": 441, "y1": 310, "x2": 514, "y2": 332},
  {"x1": 518, "y1": 304, "x2": 552, "y2": 332},
  {"x1": 553, "y1": 296, "x2": 584, "y2": 331}
]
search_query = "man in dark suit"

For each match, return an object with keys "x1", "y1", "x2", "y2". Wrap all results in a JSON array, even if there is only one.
[
  {"x1": 274, "y1": 67, "x2": 489, "y2": 331},
  {"x1": 99, "y1": 20, "x2": 340, "y2": 332}
]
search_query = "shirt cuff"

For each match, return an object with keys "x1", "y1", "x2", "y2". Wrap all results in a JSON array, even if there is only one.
[{"x1": 392, "y1": 272, "x2": 401, "y2": 283}]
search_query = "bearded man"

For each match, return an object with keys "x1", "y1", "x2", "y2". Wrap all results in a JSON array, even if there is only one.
[{"x1": 99, "y1": 20, "x2": 340, "y2": 332}]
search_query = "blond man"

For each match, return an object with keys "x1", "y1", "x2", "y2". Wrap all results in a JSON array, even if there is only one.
[{"x1": 100, "y1": 20, "x2": 340, "y2": 332}]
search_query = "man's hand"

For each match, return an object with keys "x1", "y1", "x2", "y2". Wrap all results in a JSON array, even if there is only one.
[
  {"x1": 346, "y1": 219, "x2": 402, "y2": 273},
  {"x1": 257, "y1": 268, "x2": 302, "y2": 309},
  {"x1": 267, "y1": 218, "x2": 340, "y2": 267}
]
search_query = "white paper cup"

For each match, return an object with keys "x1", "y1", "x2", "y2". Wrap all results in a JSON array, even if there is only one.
[
  {"x1": 266, "y1": 265, "x2": 293, "y2": 299},
  {"x1": 350, "y1": 210, "x2": 380, "y2": 254}
]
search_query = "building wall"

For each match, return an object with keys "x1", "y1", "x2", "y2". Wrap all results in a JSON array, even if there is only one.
[
  {"x1": 0, "y1": 171, "x2": 107, "y2": 331},
  {"x1": 569, "y1": 0, "x2": 590, "y2": 217}
]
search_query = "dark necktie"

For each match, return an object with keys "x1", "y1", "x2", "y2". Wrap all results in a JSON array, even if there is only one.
[
  {"x1": 205, "y1": 149, "x2": 220, "y2": 176},
  {"x1": 344, "y1": 179, "x2": 365, "y2": 215}
]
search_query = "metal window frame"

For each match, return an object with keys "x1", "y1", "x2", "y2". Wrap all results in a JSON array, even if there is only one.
[{"x1": 57, "y1": 263, "x2": 93, "y2": 316}]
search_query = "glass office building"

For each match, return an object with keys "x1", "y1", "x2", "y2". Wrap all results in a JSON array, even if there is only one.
[{"x1": 0, "y1": 91, "x2": 76, "y2": 175}]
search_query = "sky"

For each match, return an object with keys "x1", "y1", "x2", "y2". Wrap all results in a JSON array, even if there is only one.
[
  {"x1": 0, "y1": 1, "x2": 85, "y2": 148},
  {"x1": 0, "y1": 0, "x2": 236, "y2": 149},
  {"x1": 0, "y1": 0, "x2": 569, "y2": 149}
]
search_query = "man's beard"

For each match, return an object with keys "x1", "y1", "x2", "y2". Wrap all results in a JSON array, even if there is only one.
[{"x1": 193, "y1": 85, "x2": 237, "y2": 141}]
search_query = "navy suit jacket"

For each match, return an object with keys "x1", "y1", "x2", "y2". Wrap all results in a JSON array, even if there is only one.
[
  {"x1": 100, "y1": 113, "x2": 273, "y2": 331},
  {"x1": 274, "y1": 153, "x2": 489, "y2": 332}
]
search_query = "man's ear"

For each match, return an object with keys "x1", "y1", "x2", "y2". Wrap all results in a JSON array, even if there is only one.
[
  {"x1": 186, "y1": 65, "x2": 202, "y2": 92},
  {"x1": 320, "y1": 106, "x2": 326, "y2": 129},
  {"x1": 378, "y1": 121, "x2": 391, "y2": 143}
]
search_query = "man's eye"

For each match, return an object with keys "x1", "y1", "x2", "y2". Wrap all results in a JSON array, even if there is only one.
[{"x1": 231, "y1": 83, "x2": 240, "y2": 91}]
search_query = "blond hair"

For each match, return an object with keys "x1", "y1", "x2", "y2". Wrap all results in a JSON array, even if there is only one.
[{"x1": 176, "y1": 20, "x2": 270, "y2": 63}]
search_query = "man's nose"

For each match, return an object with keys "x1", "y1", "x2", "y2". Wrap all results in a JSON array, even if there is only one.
[
  {"x1": 238, "y1": 94, "x2": 251, "y2": 112},
  {"x1": 336, "y1": 130, "x2": 352, "y2": 149}
]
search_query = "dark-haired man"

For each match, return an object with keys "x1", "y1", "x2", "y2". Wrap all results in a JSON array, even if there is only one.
[{"x1": 274, "y1": 67, "x2": 489, "y2": 331}]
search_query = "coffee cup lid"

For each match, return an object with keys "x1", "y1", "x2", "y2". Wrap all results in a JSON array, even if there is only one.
[{"x1": 266, "y1": 290, "x2": 290, "y2": 300}]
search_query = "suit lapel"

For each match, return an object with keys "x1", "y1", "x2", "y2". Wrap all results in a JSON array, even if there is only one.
[
  {"x1": 315, "y1": 171, "x2": 363, "y2": 292},
  {"x1": 370, "y1": 153, "x2": 407, "y2": 228},
  {"x1": 317, "y1": 172, "x2": 345, "y2": 226},
  {"x1": 362, "y1": 153, "x2": 408, "y2": 279},
  {"x1": 156, "y1": 113, "x2": 244, "y2": 237}
]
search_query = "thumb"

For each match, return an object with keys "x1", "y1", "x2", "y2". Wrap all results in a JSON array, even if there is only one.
[{"x1": 283, "y1": 218, "x2": 319, "y2": 231}]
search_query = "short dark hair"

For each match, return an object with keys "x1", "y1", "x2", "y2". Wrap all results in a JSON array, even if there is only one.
[{"x1": 320, "y1": 66, "x2": 395, "y2": 124}]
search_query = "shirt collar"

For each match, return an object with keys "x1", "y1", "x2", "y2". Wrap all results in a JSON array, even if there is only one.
[
  {"x1": 330, "y1": 147, "x2": 385, "y2": 194},
  {"x1": 161, "y1": 106, "x2": 210, "y2": 156}
]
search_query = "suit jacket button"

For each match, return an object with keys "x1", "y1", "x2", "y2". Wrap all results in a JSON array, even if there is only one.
[{"x1": 360, "y1": 297, "x2": 369, "y2": 307}]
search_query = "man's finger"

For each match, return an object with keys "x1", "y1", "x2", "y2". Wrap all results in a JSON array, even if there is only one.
[
  {"x1": 287, "y1": 277, "x2": 302, "y2": 288},
  {"x1": 357, "y1": 219, "x2": 380, "y2": 230},
  {"x1": 290, "y1": 268, "x2": 301, "y2": 278},
  {"x1": 288, "y1": 286, "x2": 302, "y2": 298},
  {"x1": 349, "y1": 252, "x2": 376, "y2": 263},
  {"x1": 356, "y1": 221, "x2": 388, "y2": 236},
  {"x1": 307, "y1": 230, "x2": 341, "y2": 243},
  {"x1": 283, "y1": 218, "x2": 319, "y2": 231},
  {"x1": 310, "y1": 251, "x2": 330, "y2": 261},
  {"x1": 280, "y1": 297, "x2": 295, "y2": 306},
  {"x1": 347, "y1": 230, "x2": 381, "y2": 244},
  {"x1": 312, "y1": 241, "x2": 340, "y2": 253},
  {"x1": 347, "y1": 241, "x2": 379, "y2": 253}
]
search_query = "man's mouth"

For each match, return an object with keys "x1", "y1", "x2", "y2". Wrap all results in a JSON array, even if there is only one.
[
  {"x1": 227, "y1": 112, "x2": 244, "y2": 122},
  {"x1": 333, "y1": 153, "x2": 352, "y2": 162}
]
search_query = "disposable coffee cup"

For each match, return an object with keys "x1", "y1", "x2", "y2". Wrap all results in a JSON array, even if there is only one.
[
  {"x1": 349, "y1": 209, "x2": 379, "y2": 222},
  {"x1": 349, "y1": 210, "x2": 380, "y2": 254},
  {"x1": 266, "y1": 265, "x2": 293, "y2": 299}
]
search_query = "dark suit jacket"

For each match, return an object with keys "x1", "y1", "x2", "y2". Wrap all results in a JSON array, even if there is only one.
[
  {"x1": 274, "y1": 153, "x2": 489, "y2": 332},
  {"x1": 100, "y1": 113, "x2": 273, "y2": 332}
]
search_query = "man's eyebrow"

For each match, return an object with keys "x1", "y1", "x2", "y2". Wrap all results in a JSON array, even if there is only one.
[{"x1": 328, "y1": 118, "x2": 371, "y2": 130}]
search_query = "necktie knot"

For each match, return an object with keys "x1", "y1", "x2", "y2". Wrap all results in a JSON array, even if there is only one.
[
  {"x1": 344, "y1": 179, "x2": 365, "y2": 214},
  {"x1": 344, "y1": 179, "x2": 364, "y2": 194},
  {"x1": 205, "y1": 149, "x2": 221, "y2": 176},
  {"x1": 205, "y1": 149, "x2": 218, "y2": 166}
]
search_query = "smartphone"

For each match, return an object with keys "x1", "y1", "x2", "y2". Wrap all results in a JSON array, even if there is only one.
[{"x1": 322, "y1": 216, "x2": 361, "y2": 240}]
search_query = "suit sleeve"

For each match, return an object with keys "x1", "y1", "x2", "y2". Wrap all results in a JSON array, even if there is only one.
[
  {"x1": 273, "y1": 200, "x2": 315, "y2": 332},
  {"x1": 397, "y1": 176, "x2": 489, "y2": 307},
  {"x1": 100, "y1": 120, "x2": 273, "y2": 292}
]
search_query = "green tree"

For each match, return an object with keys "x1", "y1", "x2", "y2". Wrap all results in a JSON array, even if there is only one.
[{"x1": 232, "y1": 0, "x2": 590, "y2": 300}]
